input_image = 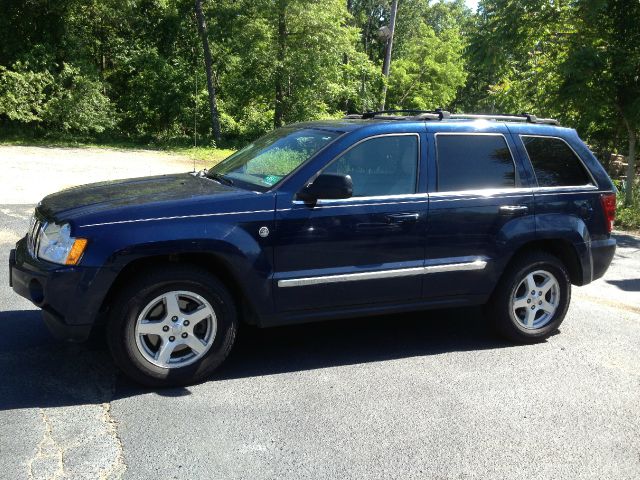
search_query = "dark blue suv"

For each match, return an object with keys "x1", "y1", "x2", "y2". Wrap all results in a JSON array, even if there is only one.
[{"x1": 9, "y1": 111, "x2": 617, "y2": 386}]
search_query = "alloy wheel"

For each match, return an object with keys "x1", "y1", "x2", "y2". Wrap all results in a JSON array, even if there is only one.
[
  {"x1": 134, "y1": 290, "x2": 217, "y2": 368},
  {"x1": 510, "y1": 270, "x2": 560, "y2": 330}
]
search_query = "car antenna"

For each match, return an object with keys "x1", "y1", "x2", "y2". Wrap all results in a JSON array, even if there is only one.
[{"x1": 193, "y1": 45, "x2": 198, "y2": 173}]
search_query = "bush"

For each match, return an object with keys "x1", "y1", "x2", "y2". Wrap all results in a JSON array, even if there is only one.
[
  {"x1": 615, "y1": 181, "x2": 640, "y2": 231},
  {"x1": 43, "y1": 64, "x2": 116, "y2": 134},
  {"x1": 0, "y1": 63, "x2": 116, "y2": 135},
  {"x1": 0, "y1": 63, "x2": 53, "y2": 123}
]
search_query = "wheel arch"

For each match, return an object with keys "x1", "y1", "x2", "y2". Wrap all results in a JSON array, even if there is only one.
[
  {"x1": 98, "y1": 252, "x2": 261, "y2": 326},
  {"x1": 505, "y1": 238, "x2": 584, "y2": 286}
]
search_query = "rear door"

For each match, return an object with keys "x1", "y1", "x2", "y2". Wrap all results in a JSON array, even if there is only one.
[{"x1": 423, "y1": 125, "x2": 535, "y2": 299}]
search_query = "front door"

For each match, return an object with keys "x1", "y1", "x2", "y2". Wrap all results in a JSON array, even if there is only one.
[{"x1": 273, "y1": 133, "x2": 427, "y2": 312}]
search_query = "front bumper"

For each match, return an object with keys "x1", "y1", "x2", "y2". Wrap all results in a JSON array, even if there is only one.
[{"x1": 9, "y1": 238, "x2": 107, "y2": 342}]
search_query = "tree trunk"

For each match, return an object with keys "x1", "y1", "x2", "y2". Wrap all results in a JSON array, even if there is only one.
[
  {"x1": 274, "y1": 0, "x2": 287, "y2": 128},
  {"x1": 194, "y1": 0, "x2": 221, "y2": 143},
  {"x1": 624, "y1": 120, "x2": 637, "y2": 206},
  {"x1": 380, "y1": 0, "x2": 399, "y2": 110}
]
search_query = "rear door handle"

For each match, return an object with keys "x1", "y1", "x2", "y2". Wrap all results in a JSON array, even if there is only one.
[
  {"x1": 385, "y1": 213, "x2": 420, "y2": 224},
  {"x1": 499, "y1": 205, "x2": 529, "y2": 215}
]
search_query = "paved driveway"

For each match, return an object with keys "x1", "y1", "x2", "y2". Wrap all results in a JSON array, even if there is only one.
[{"x1": 0, "y1": 146, "x2": 639, "y2": 479}]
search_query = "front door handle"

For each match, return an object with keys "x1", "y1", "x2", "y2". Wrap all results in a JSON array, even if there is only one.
[
  {"x1": 385, "y1": 213, "x2": 420, "y2": 224},
  {"x1": 499, "y1": 205, "x2": 529, "y2": 216}
]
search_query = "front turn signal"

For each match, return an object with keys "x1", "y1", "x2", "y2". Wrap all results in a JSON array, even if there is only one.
[{"x1": 65, "y1": 238, "x2": 88, "y2": 265}]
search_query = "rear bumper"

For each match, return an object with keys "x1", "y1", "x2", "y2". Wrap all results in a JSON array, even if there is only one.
[
  {"x1": 9, "y1": 238, "x2": 106, "y2": 342},
  {"x1": 590, "y1": 237, "x2": 616, "y2": 282}
]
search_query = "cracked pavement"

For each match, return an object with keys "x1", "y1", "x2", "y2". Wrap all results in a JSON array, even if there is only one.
[{"x1": 0, "y1": 146, "x2": 639, "y2": 479}]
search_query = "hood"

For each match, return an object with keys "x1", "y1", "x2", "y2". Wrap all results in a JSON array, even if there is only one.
[{"x1": 38, "y1": 172, "x2": 239, "y2": 220}]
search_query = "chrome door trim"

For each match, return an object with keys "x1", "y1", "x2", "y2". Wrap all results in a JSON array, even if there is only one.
[
  {"x1": 429, "y1": 187, "x2": 534, "y2": 198},
  {"x1": 423, "y1": 257, "x2": 487, "y2": 274},
  {"x1": 278, "y1": 266, "x2": 425, "y2": 288},
  {"x1": 277, "y1": 256, "x2": 488, "y2": 288},
  {"x1": 292, "y1": 192, "x2": 430, "y2": 206}
]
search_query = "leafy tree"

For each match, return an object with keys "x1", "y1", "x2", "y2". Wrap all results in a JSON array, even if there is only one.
[
  {"x1": 194, "y1": 0, "x2": 221, "y2": 142},
  {"x1": 386, "y1": 0, "x2": 468, "y2": 111},
  {"x1": 559, "y1": 0, "x2": 640, "y2": 204}
]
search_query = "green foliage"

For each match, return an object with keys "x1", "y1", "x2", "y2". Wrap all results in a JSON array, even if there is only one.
[
  {"x1": 614, "y1": 180, "x2": 640, "y2": 230},
  {"x1": 43, "y1": 64, "x2": 116, "y2": 134},
  {"x1": 386, "y1": 20, "x2": 466, "y2": 109},
  {"x1": 0, "y1": 63, "x2": 53, "y2": 122},
  {"x1": 0, "y1": 0, "x2": 637, "y2": 220}
]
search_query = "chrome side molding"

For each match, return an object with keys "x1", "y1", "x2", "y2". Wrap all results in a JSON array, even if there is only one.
[{"x1": 277, "y1": 257, "x2": 488, "y2": 288}]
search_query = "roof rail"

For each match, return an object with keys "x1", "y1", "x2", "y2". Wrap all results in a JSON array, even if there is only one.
[
  {"x1": 344, "y1": 110, "x2": 559, "y2": 125},
  {"x1": 448, "y1": 113, "x2": 559, "y2": 125},
  {"x1": 345, "y1": 109, "x2": 450, "y2": 120}
]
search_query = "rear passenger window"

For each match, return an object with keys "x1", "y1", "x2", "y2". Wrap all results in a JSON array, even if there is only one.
[
  {"x1": 436, "y1": 134, "x2": 515, "y2": 191},
  {"x1": 323, "y1": 135, "x2": 418, "y2": 197},
  {"x1": 521, "y1": 136, "x2": 592, "y2": 187}
]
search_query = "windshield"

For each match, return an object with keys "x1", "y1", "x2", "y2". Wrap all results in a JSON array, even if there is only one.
[{"x1": 207, "y1": 127, "x2": 341, "y2": 191}]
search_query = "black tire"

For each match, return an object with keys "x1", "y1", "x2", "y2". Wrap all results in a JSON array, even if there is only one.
[
  {"x1": 106, "y1": 265, "x2": 238, "y2": 387},
  {"x1": 486, "y1": 251, "x2": 571, "y2": 344}
]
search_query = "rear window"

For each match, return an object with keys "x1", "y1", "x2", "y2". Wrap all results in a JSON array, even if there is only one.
[
  {"x1": 436, "y1": 134, "x2": 515, "y2": 191},
  {"x1": 521, "y1": 136, "x2": 592, "y2": 187}
]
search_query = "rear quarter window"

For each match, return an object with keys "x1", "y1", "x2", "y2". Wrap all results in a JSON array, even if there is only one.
[
  {"x1": 436, "y1": 134, "x2": 516, "y2": 191},
  {"x1": 521, "y1": 136, "x2": 593, "y2": 187}
]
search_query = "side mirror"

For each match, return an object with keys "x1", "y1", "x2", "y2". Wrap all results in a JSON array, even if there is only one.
[{"x1": 296, "y1": 173, "x2": 353, "y2": 203}]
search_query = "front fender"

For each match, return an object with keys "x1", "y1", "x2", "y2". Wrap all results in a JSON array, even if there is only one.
[{"x1": 77, "y1": 211, "x2": 276, "y2": 317}]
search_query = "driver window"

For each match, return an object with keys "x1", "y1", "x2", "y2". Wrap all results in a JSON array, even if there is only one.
[{"x1": 323, "y1": 135, "x2": 419, "y2": 197}]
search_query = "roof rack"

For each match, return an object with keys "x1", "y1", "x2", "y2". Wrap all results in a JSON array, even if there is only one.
[
  {"x1": 448, "y1": 113, "x2": 559, "y2": 125},
  {"x1": 348, "y1": 109, "x2": 449, "y2": 120},
  {"x1": 344, "y1": 110, "x2": 559, "y2": 125}
]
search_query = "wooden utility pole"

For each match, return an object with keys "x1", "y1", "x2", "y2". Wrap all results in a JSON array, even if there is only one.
[
  {"x1": 274, "y1": 0, "x2": 287, "y2": 128},
  {"x1": 380, "y1": 0, "x2": 398, "y2": 110},
  {"x1": 194, "y1": 0, "x2": 221, "y2": 143}
]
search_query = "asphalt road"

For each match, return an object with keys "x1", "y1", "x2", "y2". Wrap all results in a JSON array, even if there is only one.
[{"x1": 1, "y1": 147, "x2": 639, "y2": 479}]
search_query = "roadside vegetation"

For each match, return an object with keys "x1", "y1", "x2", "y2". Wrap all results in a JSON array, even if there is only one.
[
  {"x1": 0, "y1": 0, "x2": 638, "y2": 226},
  {"x1": 616, "y1": 185, "x2": 640, "y2": 231}
]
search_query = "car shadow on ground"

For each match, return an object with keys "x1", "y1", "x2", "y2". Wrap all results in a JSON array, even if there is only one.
[
  {"x1": 216, "y1": 307, "x2": 512, "y2": 381},
  {"x1": 0, "y1": 310, "x2": 116, "y2": 411},
  {"x1": 613, "y1": 232, "x2": 640, "y2": 249},
  {"x1": 1, "y1": 307, "x2": 516, "y2": 409},
  {"x1": 606, "y1": 279, "x2": 640, "y2": 292}
]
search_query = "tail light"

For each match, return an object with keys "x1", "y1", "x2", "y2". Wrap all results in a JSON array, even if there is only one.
[{"x1": 600, "y1": 192, "x2": 616, "y2": 233}]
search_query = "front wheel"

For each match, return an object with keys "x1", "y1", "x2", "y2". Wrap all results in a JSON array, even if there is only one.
[
  {"x1": 487, "y1": 251, "x2": 571, "y2": 343},
  {"x1": 107, "y1": 266, "x2": 238, "y2": 387}
]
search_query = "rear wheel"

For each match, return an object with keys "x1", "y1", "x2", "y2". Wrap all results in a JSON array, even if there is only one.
[
  {"x1": 107, "y1": 266, "x2": 237, "y2": 387},
  {"x1": 487, "y1": 251, "x2": 571, "y2": 343}
]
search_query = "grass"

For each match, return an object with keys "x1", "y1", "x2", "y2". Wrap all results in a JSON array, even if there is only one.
[{"x1": 168, "y1": 146, "x2": 235, "y2": 169}]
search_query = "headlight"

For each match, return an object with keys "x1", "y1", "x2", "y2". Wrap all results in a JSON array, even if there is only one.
[{"x1": 37, "y1": 222, "x2": 88, "y2": 265}]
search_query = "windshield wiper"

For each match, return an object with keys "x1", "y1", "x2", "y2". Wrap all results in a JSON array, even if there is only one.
[{"x1": 205, "y1": 171, "x2": 234, "y2": 186}]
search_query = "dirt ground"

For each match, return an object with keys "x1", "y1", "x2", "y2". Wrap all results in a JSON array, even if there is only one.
[{"x1": 0, "y1": 145, "x2": 204, "y2": 204}]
